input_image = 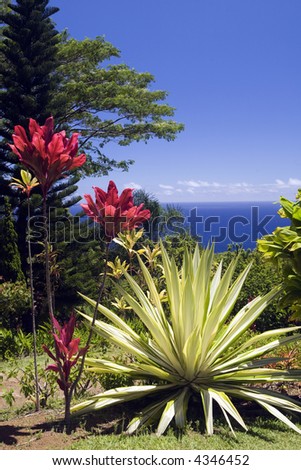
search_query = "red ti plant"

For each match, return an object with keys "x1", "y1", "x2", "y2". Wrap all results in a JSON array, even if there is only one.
[
  {"x1": 9, "y1": 116, "x2": 86, "y2": 197},
  {"x1": 9, "y1": 117, "x2": 86, "y2": 320},
  {"x1": 81, "y1": 180, "x2": 151, "y2": 241},
  {"x1": 43, "y1": 314, "x2": 87, "y2": 422}
]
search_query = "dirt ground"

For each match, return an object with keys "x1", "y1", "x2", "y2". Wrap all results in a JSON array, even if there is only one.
[
  {"x1": 0, "y1": 406, "x2": 127, "y2": 450},
  {"x1": 1, "y1": 375, "x2": 301, "y2": 450},
  {"x1": 0, "y1": 374, "x2": 124, "y2": 450}
]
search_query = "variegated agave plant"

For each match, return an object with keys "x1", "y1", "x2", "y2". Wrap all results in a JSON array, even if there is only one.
[{"x1": 72, "y1": 243, "x2": 301, "y2": 435}]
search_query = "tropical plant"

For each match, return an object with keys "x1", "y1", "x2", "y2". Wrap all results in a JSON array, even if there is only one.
[
  {"x1": 42, "y1": 313, "x2": 87, "y2": 420},
  {"x1": 10, "y1": 116, "x2": 86, "y2": 321},
  {"x1": 258, "y1": 190, "x2": 301, "y2": 319},
  {"x1": 9, "y1": 117, "x2": 86, "y2": 198},
  {"x1": 107, "y1": 257, "x2": 130, "y2": 280},
  {"x1": 81, "y1": 181, "x2": 150, "y2": 242},
  {"x1": 113, "y1": 229, "x2": 145, "y2": 274},
  {"x1": 72, "y1": 243, "x2": 301, "y2": 436},
  {"x1": 6, "y1": 361, "x2": 58, "y2": 408},
  {"x1": 113, "y1": 229, "x2": 145, "y2": 255},
  {"x1": 140, "y1": 243, "x2": 161, "y2": 272},
  {"x1": 10, "y1": 169, "x2": 39, "y2": 196}
]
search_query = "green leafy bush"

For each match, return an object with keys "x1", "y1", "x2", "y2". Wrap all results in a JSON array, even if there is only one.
[
  {"x1": 0, "y1": 327, "x2": 32, "y2": 359},
  {"x1": 258, "y1": 190, "x2": 301, "y2": 319},
  {"x1": 218, "y1": 248, "x2": 289, "y2": 331},
  {"x1": 73, "y1": 243, "x2": 301, "y2": 436},
  {"x1": 7, "y1": 362, "x2": 57, "y2": 408},
  {"x1": 0, "y1": 281, "x2": 31, "y2": 329}
]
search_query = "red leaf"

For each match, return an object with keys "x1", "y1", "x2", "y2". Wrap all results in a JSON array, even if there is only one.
[
  {"x1": 42, "y1": 344, "x2": 57, "y2": 362},
  {"x1": 57, "y1": 378, "x2": 66, "y2": 392},
  {"x1": 51, "y1": 313, "x2": 61, "y2": 334},
  {"x1": 10, "y1": 116, "x2": 86, "y2": 194},
  {"x1": 81, "y1": 180, "x2": 151, "y2": 241},
  {"x1": 46, "y1": 363, "x2": 60, "y2": 373},
  {"x1": 68, "y1": 337, "x2": 80, "y2": 358}
]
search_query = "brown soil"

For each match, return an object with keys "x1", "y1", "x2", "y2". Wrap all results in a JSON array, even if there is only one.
[
  {"x1": 0, "y1": 410, "x2": 77, "y2": 449},
  {"x1": 0, "y1": 407, "x2": 128, "y2": 450},
  {"x1": 1, "y1": 376, "x2": 301, "y2": 451},
  {"x1": 0, "y1": 371, "x2": 127, "y2": 450}
]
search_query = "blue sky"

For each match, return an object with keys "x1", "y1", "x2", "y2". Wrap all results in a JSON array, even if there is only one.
[{"x1": 52, "y1": 0, "x2": 301, "y2": 202}]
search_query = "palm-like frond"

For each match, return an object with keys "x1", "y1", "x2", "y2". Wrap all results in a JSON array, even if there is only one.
[{"x1": 73, "y1": 242, "x2": 301, "y2": 435}]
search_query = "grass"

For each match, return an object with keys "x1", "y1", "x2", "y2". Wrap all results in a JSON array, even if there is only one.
[
  {"x1": 71, "y1": 418, "x2": 301, "y2": 450},
  {"x1": 2, "y1": 352, "x2": 301, "y2": 450}
]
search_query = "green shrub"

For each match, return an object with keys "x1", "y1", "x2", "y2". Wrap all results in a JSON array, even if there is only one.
[
  {"x1": 217, "y1": 248, "x2": 289, "y2": 331},
  {"x1": 0, "y1": 281, "x2": 31, "y2": 329},
  {"x1": 0, "y1": 327, "x2": 33, "y2": 359},
  {"x1": 258, "y1": 190, "x2": 301, "y2": 319}
]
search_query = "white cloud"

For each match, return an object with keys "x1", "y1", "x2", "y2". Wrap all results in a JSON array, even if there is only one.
[
  {"x1": 158, "y1": 177, "x2": 301, "y2": 201},
  {"x1": 288, "y1": 178, "x2": 301, "y2": 186},
  {"x1": 178, "y1": 180, "x2": 224, "y2": 189},
  {"x1": 274, "y1": 178, "x2": 301, "y2": 187},
  {"x1": 178, "y1": 180, "x2": 201, "y2": 188},
  {"x1": 159, "y1": 184, "x2": 174, "y2": 190},
  {"x1": 125, "y1": 182, "x2": 142, "y2": 190}
]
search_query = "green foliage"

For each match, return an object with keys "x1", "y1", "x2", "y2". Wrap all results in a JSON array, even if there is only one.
[
  {"x1": 0, "y1": 325, "x2": 33, "y2": 360},
  {"x1": 0, "y1": 326, "x2": 32, "y2": 359},
  {"x1": 0, "y1": 0, "x2": 59, "y2": 132},
  {"x1": 52, "y1": 35, "x2": 184, "y2": 176},
  {"x1": 217, "y1": 247, "x2": 289, "y2": 331},
  {"x1": 132, "y1": 192, "x2": 185, "y2": 241},
  {"x1": 258, "y1": 191, "x2": 301, "y2": 319},
  {"x1": 2, "y1": 388, "x2": 15, "y2": 407},
  {"x1": 0, "y1": 281, "x2": 31, "y2": 331},
  {"x1": 0, "y1": 0, "x2": 59, "y2": 194},
  {"x1": 0, "y1": 328, "x2": 15, "y2": 359},
  {"x1": 55, "y1": 241, "x2": 104, "y2": 312},
  {"x1": 14, "y1": 328, "x2": 33, "y2": 356},
  {"x1": 99, "y1": 372, "x2": 134, "y2": 392},
  {"x1": 0, "y1": 0, "x2": 80, "y2": 279},
  {"x1": 73, "y1": 244, "x2": 301, "y2": 436},
  {"x1": 133, "y1": 190, "x2": 162, "y2": 239},
  {"x1": 163, "y1": 232, "x2": 201, "y2": 266},
  {"x1": 7, "y1": 361, "x2": 57, "y2": 408},
  {"x1": 0, "y1": 197, "x2": 25, "y2": 283}
]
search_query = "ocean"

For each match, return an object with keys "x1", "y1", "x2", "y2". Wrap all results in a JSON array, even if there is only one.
[
  {"x1": 70, "y1": 201, "x2": 289, "y2": 253},
  {"x1": 161, "y1": 201, "x2": 289, "y2": 252}
]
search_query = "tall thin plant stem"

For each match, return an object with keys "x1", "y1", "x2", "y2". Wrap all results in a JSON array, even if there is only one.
[
  {"x1": 43, "y1": 197, "x2": 54, "y2": 318},
  {"x1": 27, "y1": 196, "x2": 40, "y2": 411},
  {"x1": 66, "y1": 242, "x2": 110, "y2": 426}
]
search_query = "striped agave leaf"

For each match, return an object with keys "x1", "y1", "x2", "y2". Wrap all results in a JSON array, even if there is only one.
[{"x1": 72, "y1": 242, "x2": 301, "y2": 435}]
